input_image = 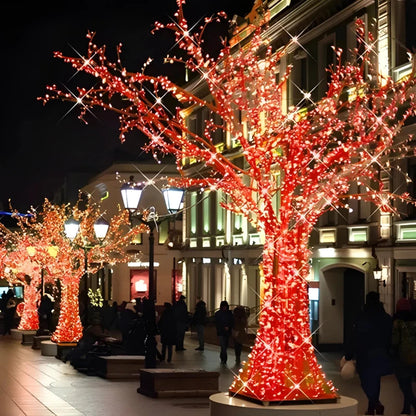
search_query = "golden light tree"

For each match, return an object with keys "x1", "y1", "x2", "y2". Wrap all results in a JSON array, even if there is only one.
[
  {"x1": 41, "y1": 1, "x2": 416, "y2": 403},
  {"x1": 1, "y1": 199, "x2": 144, "y2": 343},
  {"x1": 0, "y1": 221, "x2": 57, "y2": 331},
  {"x1": 38, "y1": 199, "x2": 145, "y2": 343}
]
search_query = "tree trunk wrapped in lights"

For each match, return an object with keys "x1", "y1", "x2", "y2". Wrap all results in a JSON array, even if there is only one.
[
  {"x1": 51, "y1": 271, "x2": 84, "y2": 343},
  {"x1": 41, "y1": 2, "x2": 416, "y2": 403},
  {"x1": 18, "y1": 280, "x2": 41, "y2": 330}
]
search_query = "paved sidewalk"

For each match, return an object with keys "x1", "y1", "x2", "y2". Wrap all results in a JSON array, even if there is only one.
[{"x1": 0, "y1": 333, "x2": 405, "y2": 415}]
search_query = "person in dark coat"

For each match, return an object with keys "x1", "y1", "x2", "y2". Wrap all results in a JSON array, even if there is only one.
[
  {"x1": 214, "y1": 300, "x2": 234, "y2": 365},
  {"x1": 173, "y1": 295, "x2": 188, "y2": 351},
  {"x1": 344, "y1": 291, "x2": 393, "y2": 415},
  {"x1": 38, "y1": 290, "x2": 54, "y2": 334},
  {"x1": 391, "y1": 298, "x2": 416, "y2": 415},
  {"x1": 3, "y1": 289, "x2": 16, "y2": 335},
  {"x1": 192, "y1": 297, "x2": 207, "y2": 351},
  {"x1": 158, "y1": 302, "x2": 177, "y2": 362}
]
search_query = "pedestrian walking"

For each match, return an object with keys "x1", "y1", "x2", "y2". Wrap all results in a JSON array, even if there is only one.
[
  {"x1": 344, "y1": 291, "x2": 393, "y2": 415},
  {"x1": 173, "y1": 295, "x2": 188, "y2": 351},
  {"x1": 214, "y1": 300, "x2": 233, "y2": 365},
  {"x1": 391, "y1": 297, "x2": 416, "y2": 416},
  {"x1": 232, "y1": 305, "x2": 248, "y2": 364},
  {"x1": 37, "y1": 288, "x2": 54, "y2": 334},
  {"x1": 158, "y1": 302, "x2": 177, "y2": 362},
  {"x1": 192, "y1": 296, "x2": 207, "y2": 351}
]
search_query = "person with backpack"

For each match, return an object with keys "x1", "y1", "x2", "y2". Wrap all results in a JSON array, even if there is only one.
[{"x1": 392, "y1": 298, "x2": 416, "y2": 416}]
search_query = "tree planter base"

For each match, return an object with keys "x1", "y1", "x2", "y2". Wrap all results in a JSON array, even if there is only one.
[
  {"x1": 230, "y1": 393, "x2": 339, "y2": 406},
  {"x1": 41, "y1": 340, "x2": 57, "y2": 356},
  {"x1": 32, "y1": 335, "x2": 51, "y2": 349},
  {"x1": 210, "y1": 393, "x2": 357, "y2": 416},
  {"x1": 21, "y1": 331, "x2": 37, "y2": 346},
  {"x1": 56, "y1": 342, "x2": 77, "y2": 362}
]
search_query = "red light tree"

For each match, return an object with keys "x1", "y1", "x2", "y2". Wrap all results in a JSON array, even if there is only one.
[{"x1": 41, "y1": 2, "x2": 416, "y2": 403}]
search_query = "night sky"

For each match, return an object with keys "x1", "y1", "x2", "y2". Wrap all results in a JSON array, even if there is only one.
[{"x1": 0, "y1": 0, "x2": 254, "y2": 213}]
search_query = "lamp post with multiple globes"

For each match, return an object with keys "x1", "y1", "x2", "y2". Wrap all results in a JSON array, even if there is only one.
[
  {"x1": 120, "y1": 175, "x2": 184, "y2": 304},
  {"x1": 120, "y1": 175, "x2": 184, "y2": 368},
  {"x1": 63, "y1": 216, "x2": 110, "y2": 293}
]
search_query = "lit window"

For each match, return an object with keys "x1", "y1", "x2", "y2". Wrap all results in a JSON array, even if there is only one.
[
  {"x1": 190, "y1": 192, "x2": 197, "y2": 235},
  {"x1": 216, "y1": 236, "x2": 225, "y2": 246},
  {"x1": 202, "y1": 237, "x2": 211, "y2": 247},
  {"x1": 249, "y1": 234, "x2": 262, "y2": 245},
  {"x1": 397, "y1": 223, "x2": 416, "y2": 241},
  {"x1": 319, "y1": 228, "x2": 336, "y2": 244},
  {"x1": 348, "y1": 226, "x2": 368, "y2": 242},
  {"x1": 203, "y1": 191, "x2": 210, "y2": 234},
  {"x1": 233, "y1": 235, "x2": 244, "y2": 246}
]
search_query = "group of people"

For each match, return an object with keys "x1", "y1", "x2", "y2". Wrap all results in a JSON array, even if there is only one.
[
  {"x1": 344, "y1": 291, "x2": 416, "y2": 415},
  {"x1": 158, "y1": 296, "x2": 249, "y2": 367}
]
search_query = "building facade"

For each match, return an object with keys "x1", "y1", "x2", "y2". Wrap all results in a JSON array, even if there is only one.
[
  {"x1": 179, "y1": 0, "x2": 416, "y2": 347},
  {"x1": 81, "y1": 161, "x2": 184, "y2": 307}
]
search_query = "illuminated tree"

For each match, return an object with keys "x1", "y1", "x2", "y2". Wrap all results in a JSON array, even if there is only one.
[
  {"x1": 0, "y1": 223, "x2": 56, "y2": 331},
  {"x1": 38, "y1": 199, "x2": 145, "y2": 343},
  {"x1": 1, "y1": 199, "x2": 144, "y2": 343},
  {"x1": 41, "y1": 1, "x2": 416, "y2": 403}
]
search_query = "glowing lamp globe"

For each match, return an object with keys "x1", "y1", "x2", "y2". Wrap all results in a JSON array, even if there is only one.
[
  {"x1": 94, "y1": 217, "x2": 110, "y2": 240},
  {"x1": 373, "y1": 265, "x2": 382, "y2": 280},
  {"x1": 64, "y1": 218, "x2": 80, "y2": 241},
  {"x1": 121, "y1": 176, "x2": 144, "y2": 212},
  {"x1": 162, "y1": 187, "x2": 184, "y2": 214}
]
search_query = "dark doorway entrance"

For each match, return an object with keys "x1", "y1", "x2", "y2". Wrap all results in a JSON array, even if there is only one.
[{"x1": 343, "y1": 268, "x2": 365, "y2": 348}]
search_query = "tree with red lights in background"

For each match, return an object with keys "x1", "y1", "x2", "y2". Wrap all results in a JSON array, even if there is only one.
[
  {"x1": 1, "y1": 199, "x2": 144, "y2": 343},
  {"x1": 41, "y1": 1, "x2": 416, "y2": 403},
  {"x1": 0, "y1": 220, "x2": 58, "y2": 331}
]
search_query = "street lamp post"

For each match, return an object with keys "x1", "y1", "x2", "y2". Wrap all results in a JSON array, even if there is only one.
[
  {"x1": 120, "y1": 175, "x2": 183, "y2": 369},
  {"x1": 120, "y1": 176, "x2": 184, "y2": 304},
  {"x1": 64, "y1": 216, "x2": 110, "y2": 293}
]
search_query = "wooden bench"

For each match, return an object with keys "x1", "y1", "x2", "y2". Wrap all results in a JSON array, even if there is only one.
[
  {"x1": 32, "y1": 335, "x2": 51, "y2": 349},
  {"x1": 138, "y1": 368, "x2": 220, "y2": 398},
  {"x1": 94, "y1": 355, "x2": 145, "y2": 379}
]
